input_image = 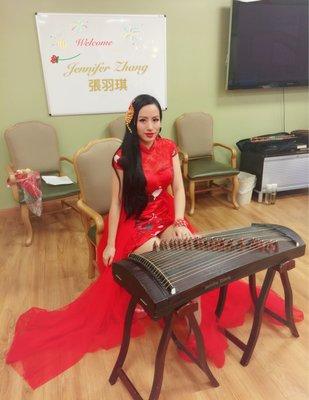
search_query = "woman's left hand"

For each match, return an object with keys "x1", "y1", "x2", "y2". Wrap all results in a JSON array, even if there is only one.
[{"x1": 174, "y1": 226, "x2": 193, "y2": 240}]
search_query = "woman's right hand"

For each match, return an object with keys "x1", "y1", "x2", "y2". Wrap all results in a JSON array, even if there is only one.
[{"x1": 103, "y1": 244, "x2": 116, "y2": 266}]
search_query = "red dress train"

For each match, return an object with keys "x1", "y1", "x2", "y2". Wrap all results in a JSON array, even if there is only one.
[{"x1": 5, "y1": 138, "x2": 303, "y2": 389}]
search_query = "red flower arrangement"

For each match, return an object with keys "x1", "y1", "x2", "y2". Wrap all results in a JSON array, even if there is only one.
[{"x1": 7, "y1": 169, "x2": 42, "y2": 216}]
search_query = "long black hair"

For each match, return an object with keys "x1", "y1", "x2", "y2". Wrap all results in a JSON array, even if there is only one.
[{"x1": 115, "y1": 94, "x2": 162, "y2": 219}]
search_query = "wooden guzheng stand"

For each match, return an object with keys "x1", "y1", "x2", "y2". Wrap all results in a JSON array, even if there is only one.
[{"x1": 110, "y1": 224, "x2": 305, "y2": 400}]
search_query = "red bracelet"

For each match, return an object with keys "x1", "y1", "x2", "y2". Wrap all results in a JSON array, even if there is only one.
[{"x1": 173, "y1": 218, "x2": 188, "y2": 228}]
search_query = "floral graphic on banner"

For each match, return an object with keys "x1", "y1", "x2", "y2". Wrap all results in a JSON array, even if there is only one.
[
  {"x1": 71, "y1": 18, "x2": 88, "y2": 33},
  {"x1": 49, "y1": 27, "x2": 82, "y2": 64},
  {"x1": 123, "y1": 24, "x2": 143, "y2": 47},
  {"x1": 50, "y1": 33, "x2": 68, "y2": 49},
  {"x1": 50, "y1": 53, "x2": 81, "y2": 64}
]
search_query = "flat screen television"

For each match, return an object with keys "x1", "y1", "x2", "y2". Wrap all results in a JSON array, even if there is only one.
[{"x1": 226, "y1": 0, "x2": 309, "y2": 90}]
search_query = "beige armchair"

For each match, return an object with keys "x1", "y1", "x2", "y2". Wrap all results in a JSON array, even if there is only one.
[
  {"x1": 107, "y1": 116, "x2": 126, "y2": 140},
  {"x1": 73, "y1": 138, "x2": 122, "y2": 278},
  {"x1": 4, "y1": 121, "x2": 80, "y2": 245},
  {"x1": 175, "y1": 112, "x2": 239, "y2": 215}
]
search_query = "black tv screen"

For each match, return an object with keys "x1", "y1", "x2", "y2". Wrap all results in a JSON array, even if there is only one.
[{"x1": 227, "y1": 0, "x2": 309, "y2": 90}]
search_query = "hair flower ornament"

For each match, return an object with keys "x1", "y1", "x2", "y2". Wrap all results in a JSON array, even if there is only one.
[{"x1": 125, "y1": 103, "x2": 134, "y2": 133}]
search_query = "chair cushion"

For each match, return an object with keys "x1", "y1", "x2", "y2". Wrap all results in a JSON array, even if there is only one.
[
  {"x1": 88, "y1": 225, "x2": 97, "y2": 245},
  {"x1": 188, "y1": 158, "x2": 239, "y2": 179},
  {"x1": 19, "y1": 175, "x2": 79, "y2": 203},
  {"x1": 40, "y1": 180, "x2": 80, "y2": 201}
]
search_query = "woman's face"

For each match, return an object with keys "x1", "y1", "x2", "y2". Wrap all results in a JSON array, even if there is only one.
[{"x1": 136, "y1": 104, "x2": 161, "y2": 148}]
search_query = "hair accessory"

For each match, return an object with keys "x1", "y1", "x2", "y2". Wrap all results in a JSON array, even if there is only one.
[
  {"x1": 173, "y1": 218, "x2": 188, "y2": 228},
  {"x1": 125, "y1": 103, "x2": 134, "y2": 133}
]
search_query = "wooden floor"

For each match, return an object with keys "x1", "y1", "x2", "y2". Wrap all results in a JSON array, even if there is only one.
[{"x1": 0, "y1": 191, "x2": 308, "y2": 400}]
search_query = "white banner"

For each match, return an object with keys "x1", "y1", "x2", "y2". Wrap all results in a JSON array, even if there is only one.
[{"x1": 35, "y1": 13, "x2": 167, "y2": 115}]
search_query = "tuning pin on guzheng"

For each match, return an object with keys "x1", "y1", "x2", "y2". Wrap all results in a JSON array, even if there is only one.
[
  {"x1": 235, "y1": 239, "x2": 242, "y2": 250},
  {"x1": 263, "y1": 240, "x2": 272, "y2": 251},
  {"x1": 265, "y1": 240, "x2": 274, "y2": 252},
  {"x1": 254, "y1": 239, "x2": 261, "y2": 251},
  {"x1": 258, "y1": 239, "x2": 265, "y2": 251},
  {"x1": 197, "y1": 237, "x2": 204, "y2": 250},
  {"x1": 172, "y1": 238, "x2": 179, "y2": 250},
  {"x1": 186, "y1": 237, "x2": 194, "y2": 250},
  {"x1": 153, "y1": 240, "x2": 159, "y2": 252},
  {"x1": 213, "y1": 238, "x2": 219, "y2": 250},
  {"x1": 193, "y1": 236, "x2": 200, "y2": 250},
  {"x1": 198, "y1": 236, "x2": 209, "y2": 250},
  {"x1": 267, "y1": 240, "x2": 274, "y2": 252},
  {"x1": 247, "y1": 238, "x2": 255, "y2": 249},
  {"x1": 216, "y1": 238, "x2": 224, "y2": 251},
  {"x1": 216, "y1": 238, "x2": 223, "y2": 250},
  {"x1": 182, "y1": 237, "x2": 188, "y2": 250},
  {"x1": 160, "y1": 239, "x2": 166, "y2": 250},
  {"x1": 224, "y1": 239, "x2": 232, "y2": 250},
  {"x1": 254, "y1": 238, "x2": 264, "y2": 251},
  {"x1": 237, "y1": 238, "x2": 245, "y2": 250},
  {"x1": 271, "y1": 240, "x2": 279, "y2": 252},
  {"x1": 253, "y1": 238, "x2": 261, "y2": 250},
  {"x1": 229, "y1": 239, "x2": 236, "y2": 250},
  {"x1": 215, "y1": 238, "x2": 220, "y2": 251},
  {"x1": 201, "y1": 236, "x2": 207, "y2": 249}
]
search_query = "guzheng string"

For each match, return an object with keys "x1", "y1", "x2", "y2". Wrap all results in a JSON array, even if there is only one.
[
  {"x1": 156, "y1": 236, "x2": 287, "y2": 270},
  {"x1": 160, "y1": 241, "x2": 272, "y2": 280},
  {"x1": 166, "y1": 236, "x2": 284, "y2": 270},
  {"x1": 140, "y1": 227, "x2": 294, "y2": 289},
  {"x1": 153, "y1": 227, "x2": 292, "y2": 265}
]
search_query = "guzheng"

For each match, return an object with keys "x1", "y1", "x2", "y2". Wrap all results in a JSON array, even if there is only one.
[{"x1": 112, "y1": 223, "x2": 305, "y2": 319}]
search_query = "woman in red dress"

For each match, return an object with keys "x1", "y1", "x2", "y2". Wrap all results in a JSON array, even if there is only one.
[{"x1": 5, "y1": 94, "x2": 303, "y2": 389}]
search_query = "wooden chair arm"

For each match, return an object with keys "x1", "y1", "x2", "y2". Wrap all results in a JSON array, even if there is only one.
[
  {"x1": 177, "y1": 147, "x2": 189, "y2": 178},
  {"x1": 6, "y1": 164, "x2": 16, "y2": 182},
  {"x1": 6, "y1": 164, "x2": 20, "y2": 202},
  {"x1": 77, "y1": 199, "x2": 104, "y2": 235},
  {"x1": 213, "y1": 142, "x2": 237, "y2": 168},
  {"x1": 60, "y1": 156, "x2": 73, "y2": 164}
]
